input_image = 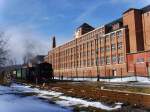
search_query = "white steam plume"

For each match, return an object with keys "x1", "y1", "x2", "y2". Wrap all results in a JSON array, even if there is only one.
[{"x1": 5, "y1": 26, "x2": 50, "y2": 64}]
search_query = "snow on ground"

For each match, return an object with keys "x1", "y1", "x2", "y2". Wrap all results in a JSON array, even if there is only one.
[
  {"x1": 0, "y1": 85, "x2": 13, "y2": 94},
  {"x1": 100, "y1": 76, "x2": 150, "y2": 83},
  {"x1": 11, "y1": 83, "x2": 39, "y2": 92},
  {"x1": 10, "y1": 83, "x2": 123, "y2": 111},
  {"x1": 55, "y1": 76, "x2": 150, "y2": 83},
  {"x1": 0, "y1": 84, "x2": 71, "y2": 112},
  {"x1": 56, "y1": 96, "x2": 122, "y2": 111}
]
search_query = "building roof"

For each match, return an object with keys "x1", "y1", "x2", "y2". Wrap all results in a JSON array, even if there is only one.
[
  {"x1": 106, "y1": 18, "x2": 123, "y2": 27},
  {"x1": 142, "y1": 4, "x2": 150, "y2": 13},
  {"x1": 123, "y1": 5, "x2": 150, "y2": 14},
  {"x1": 123, "y1": 8, "x2": 140, "y2": 14},
  {"x1": 77, "y1": 23, "x2": 94, "y2": 30}
]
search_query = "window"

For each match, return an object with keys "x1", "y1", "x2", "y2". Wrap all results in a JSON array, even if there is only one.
[
  {"x1": 87, "y1": 42, "x2": 90, "y2": 48},
  {"x1": 116, "y1": 30, "x2": 122, "y2": 36},
  {"x1": 80, "y1": 60, "x2": 82, "y2": 67},
  {"x1": 77, "y1": 61, "x2": 78, "y2": 67},
  {"x1": 147, "y1": 12, "x2": 149, "y2": 16},
  {"x1": 87, "y1": 51, "x2": 91, "y2": 56},
  {"x1": 101, "y1": 47, "x2": 105, "y2": 52},
  {"x1": 80, "y1": 45, "x2": 82, "y2": 51},
  {"x1": 83, "y1": 51, "x2": 86, "y2": 56},
  {"x1": 83, "y1": 60, "x2": 86, "y2": 66},
  {"x1": 91, "y1": 59, "x2": 95, "y2": 66},
  {"x1": 110, "y1": 33, "x2": 115, "y2": 39},
  {"x1": 98, "y1": 38, "x2": 101, "y2": 44},
  {"x1": 116, "y1": 31, "x2": 122, "y2": 39},
  {"x1": 76, "y1": 46, "x2": 79, "y2": 51},
  {"x1": 112, "y1": 55, "x2": 117, "y2": 63},
  {"x1": 148, "y1": 58, "x2": 150, "y2": 62},
  {"x1": 91, "y1": 41, "x2": 94, "y2": 47},
  {"x1": 105, "y1": 35, "x2": 109, "y2": 41},
  {"x1": 106, "y1": 56, "x2": 110, "y2": 64},
  {"x1": 118, "y1": 42, "x2": 123, "y2": 50},
  {"x1": 96, "y1": 57, "x2": 99, "y2": 65},
  {"x1": 111, "y1": 44, "x2": 116, "y2": 51},
  {"x1": 106, "y1": 46, "x2": 110, "y2": 51},
  {"x1": 100, "y1": 57, "x2": 105, "y2": 65},
  {"x1": 91, "y1": 50, "x2": 95, "y2": 55},
  {"x1": 80, "y1": 52, "x2": 82, "y2": 57},
  {"x1": 136, "y1": 58, "x2": 144, "y2": 63},
  {"x1": 118, "y1": 54, "x2": 124, "y2": 63},
  {"x1": 96, "y1": 48, "x2": 99, "y2": 54},
  {"x1": 87, "y1": 60, "x2": 90, "y2": 66},
  {"x1": 101, "y1": 38, "x2": 104, "y2": 42},
  {"x1": 83, "y1": 43, "x2": 86, "y2": 49}
]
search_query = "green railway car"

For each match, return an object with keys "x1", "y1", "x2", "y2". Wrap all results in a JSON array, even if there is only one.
[
  {"x1": 16, "y1": 69, "x2": 21, "y2": 78},
  {"x1": 14, "y1": 62, "x2": 53, "y2": 83}
]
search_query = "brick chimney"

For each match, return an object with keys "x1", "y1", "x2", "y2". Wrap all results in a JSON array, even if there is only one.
[{"x1": 52, "y1": 36, "x2": 56, "y2": 49}]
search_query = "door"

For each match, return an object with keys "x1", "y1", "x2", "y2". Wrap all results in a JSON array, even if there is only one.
[
  {"x1": 113, "y1": 70, "x2": 117, "y2": 76},
  {"x1": 148, "y1": 67, "x2": 150, "y2": 77}
]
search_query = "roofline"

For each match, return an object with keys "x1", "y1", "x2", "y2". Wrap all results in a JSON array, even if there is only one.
[
  {"x1": 51, "y1": 24, "x2": 105, "y2": 51},
  {"x1": 123, "y1": 8, "x2": 141, "y2": 14}
]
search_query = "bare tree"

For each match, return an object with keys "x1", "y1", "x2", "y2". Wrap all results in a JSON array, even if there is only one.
[
  {"x1": 8, "y1": 58, "x2": 17, "y2": 66},
  {"x1": 0, "y1": 32, "x2": 8, "y2": 67}
]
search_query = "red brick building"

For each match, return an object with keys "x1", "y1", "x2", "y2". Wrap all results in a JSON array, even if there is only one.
[{"x1": 45, "y1": 5, "x2": 150, "y2": 79}]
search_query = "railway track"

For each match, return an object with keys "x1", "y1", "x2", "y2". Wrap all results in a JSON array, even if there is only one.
[{"x1": 45, "y1": 83, "x2": 150, "y2": 109}]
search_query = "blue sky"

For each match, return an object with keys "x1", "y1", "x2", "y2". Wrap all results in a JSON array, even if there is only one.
[
  {"x1": 1, "y1": 0, "x2": 150, "y2": 43},
  {"x1": 0, "y1": 0, "x2": 150, "y2": 63}
]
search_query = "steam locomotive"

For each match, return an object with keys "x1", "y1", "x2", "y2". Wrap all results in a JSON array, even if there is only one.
[{"x1": 15, "y1": 62, "x2": 54, "y2": 83}]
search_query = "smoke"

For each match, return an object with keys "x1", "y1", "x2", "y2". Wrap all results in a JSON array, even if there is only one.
[{"x1": 5, "y1": 26, "x2": 50, "y2": 64}]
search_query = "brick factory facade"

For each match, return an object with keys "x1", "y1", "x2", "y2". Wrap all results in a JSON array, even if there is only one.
[{"x1": 45, "y1": 5, "x2": 150, "y2": 79}]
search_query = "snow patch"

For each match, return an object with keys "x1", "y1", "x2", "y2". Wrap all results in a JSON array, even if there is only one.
[
  {"x1": 0, "y1": 84, "x2": 71, "y2": 112},
  {"x1": 10, "y1": 83, "x2": 122, "y2": 111},
  {"x1": 56, "y1": 96, "x2": 122, "y2": 111},
  {"x1": 54, "y1": 76, "x2": 150, "y2": 83}
]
